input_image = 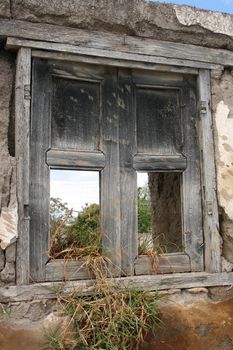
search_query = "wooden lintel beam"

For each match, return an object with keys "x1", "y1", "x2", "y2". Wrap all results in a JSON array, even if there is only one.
[{"x1": 0, "y1": 16, "x2": 227, "y2": 69}]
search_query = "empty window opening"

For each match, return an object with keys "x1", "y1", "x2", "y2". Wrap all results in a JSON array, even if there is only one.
[
  {"x1": 137, "y1": 172, "x2": 183, "y2": 255},
  {"x1": 49, "y1": 170, "x2": 100, "y2": 259}
]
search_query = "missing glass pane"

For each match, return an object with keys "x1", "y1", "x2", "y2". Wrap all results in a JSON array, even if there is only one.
[
  {"x1": 137, "y1": 172, "x2": 183, "y2": 254},
  {"x1": 49, "y1": 170, "x2": 100, "y2": 258}
]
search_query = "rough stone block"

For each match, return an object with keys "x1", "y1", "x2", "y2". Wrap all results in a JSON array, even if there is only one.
[
  {"x1": 5, "y1": 243, "x2": 16, "y2": 263},
  {"x1": 0, "y1": 50, "x2": 16, "y2": 239},
  {"x1": 0, "y1": 0, "x2": 10, "y2": 18},
  {"x1": 222, "y1": 257, "x2": 233, "y2": 272},
  {"x1": 0, "y1": 262, "x2": 15, "y2": 283},
  {"x1": 0, "y1": 321, "x2": 45, "y2": 350},
  {"x1": 0, "y1": 206, "x2": 18, "y2": 250},
  {"x1": 211, "y1": 70, "x2": 233, "y2": 264},
  {"x1": 1, "y1": 297, "x2": 233, "y2": 350},
  {"x1": 208, "y1": 286, "x2": 233, "y2": 302},
  {"x1": 187, "y1": 287, "x2": 208, "y2": 294}
]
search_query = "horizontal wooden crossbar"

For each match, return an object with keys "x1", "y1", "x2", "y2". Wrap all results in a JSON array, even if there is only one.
[
  {"x1": 45, "y1": 253, "x2": 191, "y2": 282},
  {"x1": 1, "y1": 18, "x2": 228, "y2": 69},
  {"x1": 31, "y1": 49, "x2": 199, "y2": 75},
  {"x1": 6, "y1": 37, "x2": 222, "y2": 71},
  {"x1": 1, "y1": 272, "x2": 233, "y2": 302},
  {"x1": 133, "y1": 154, "x2": 187, "y2": 171},
  {"x1": 46, "y1": 149, "x2": 106, "y2": 170},
  {"x1": 135, "y1": 253, "x2": 191, "y2": 275}
]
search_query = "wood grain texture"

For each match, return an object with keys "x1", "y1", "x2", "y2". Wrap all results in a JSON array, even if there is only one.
[
  {"x1": 100, "y1": 67, "x2": 121, "y2": 276},
  {"x1": 30, "y1": 59, "x2": 51, "y2": 282},
  {"x1": 32, "y1": 50, "x2": 199, "y2": 75},
  {"x1": 197, "y1": 70, "x2": 221, "y2": 273},
  {"x1": 132, "y1": 69, "x2": 184, "y2": 87},
  {"x1": 1, "y1": 19, "x2": 227, "y2": 68},
  {"x1": 6, "y1": 35, "x2": 221, "y2": 70},
  {"x1": 181, "y1": 81, "x2": 204, "y2": 271},
  {"x1": 51, "y1": 77, "x2": 100, "y2": 151},
  {"x1": 135, "y1": 253, "x2": 190, "y2": 275},
  {"x1": 181, "y1": 78, "x2": 204, "y2": 272},
  {"x1": 45, "y1": 259, "x2": 117, "y2": 281},
  {"x1": 46, "y1": 149, "x2": 106, "y2": 170},
  {"x1": 133, "y1": 154, "x2": 187, "y2": 171},
  {"x1": 118, "y1": 69, "x2": 137, "y2": 275},
  {"x1": 1, "y1": 272, "x2": 233, "y2": 302},
  {"x1": 15, "y1": 47, "x2": 31, "y2": 285},
  {"x1": 45, "y1": 259, "x2": 93, "y2": 281},
  {"x1": 136, "y1": 87, "x2": 181, "y2": 155}
]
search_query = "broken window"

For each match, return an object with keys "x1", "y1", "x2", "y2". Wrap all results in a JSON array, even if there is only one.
[
  {"x1": 29, "y1": 60, "x2": 203, "y2": 282},
  {"x1": 137, "y1": 172, "x2": 183, "y2": 255}
]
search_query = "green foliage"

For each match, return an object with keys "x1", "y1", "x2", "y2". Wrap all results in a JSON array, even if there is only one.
[
  {"x1": 61, "y1": 287, "x2": 161, "y2": 350},
  {"x1": 137, "y1": 186, "x2": 152, "y2": 234},
  {"x1": 50, "y1": 199, "x2": 101, "y2": 257},
  {"x1": 66, "y1": 203, "x2": 101, "y2": 251},
  {"x1": 50, "y1": 197, "x2": 74, "y2": 256},
  {"x1": 43, "y1": 327, "x2": 67, "y2": 350},
  {"x1": 50, "y1": 197, "x2": 73, "y2": 236},
  {"x1": 50, "y1": 186, "x2": 152, "y2": 257},
  {"x1": 43, "y1": 327, "x2": 78, "y2": 350}
]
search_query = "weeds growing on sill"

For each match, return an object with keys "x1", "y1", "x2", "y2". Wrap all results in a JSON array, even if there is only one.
[
  {"x1": 45, "y1": 198, "x2": 163, "y2": 349},
  {"x1": 43, "y1": 254, "x2": 162, "y2": 350}
]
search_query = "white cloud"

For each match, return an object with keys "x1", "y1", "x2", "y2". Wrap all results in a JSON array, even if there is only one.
[
  {"x1": 137, "y1": 172, "x2": 148, "y2": 187},
  {"x1": 50, "y1": 170, "x2": 99, "y2": 211}
]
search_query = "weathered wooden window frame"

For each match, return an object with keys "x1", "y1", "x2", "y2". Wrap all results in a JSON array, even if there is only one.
[
  {"x1": 10, "y1": 28, "x2": 222, "y2": 286},
  {"x1": 27, "y1": 59, "x2": 205, "y2": 282}
]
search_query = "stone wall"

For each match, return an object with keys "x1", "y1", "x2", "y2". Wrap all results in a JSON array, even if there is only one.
[
  {"x1": 0, "y1": 287, "x2": 233, "y2": 350},
  {"x1": 0, "y1": 1, "x2": 233, "y2": 349},
  {"x1": 2, "y1": 0, "x2": 233, "y2": 49},
  {"x1": 211, "y1": 69, "x2": 233, "y2": 271},
  {"x1": 0, "y1": 50, "x2": 17, "y2": 286}
]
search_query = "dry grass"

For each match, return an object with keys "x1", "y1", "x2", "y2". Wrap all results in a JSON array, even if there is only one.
[
  {"x1": 43, "y1": 254, "x2": 162, "y2": 350},
  {"x1": 45, "y1": 204, "x2": 164, "y2": 349}
]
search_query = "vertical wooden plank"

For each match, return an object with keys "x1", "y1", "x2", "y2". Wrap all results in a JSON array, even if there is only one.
[
  {"x1": 197, "y1": 69, "x2": 221, "y2": 273},
  {"x1": 15, "y1": 48, "x2": 31, "y2": 285},
  {"x1": 181, "y1": 78, "x2": 204, "y2": 271},
  {"x1": 100, "y1": 67, "x2": 121, "y2": 276},
  {"x1": 30, "y1": 59, "x2": 51, "y2": 281},
  {"x1": 118, "y1": 69, "x2": 137, "y2": 275}
]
